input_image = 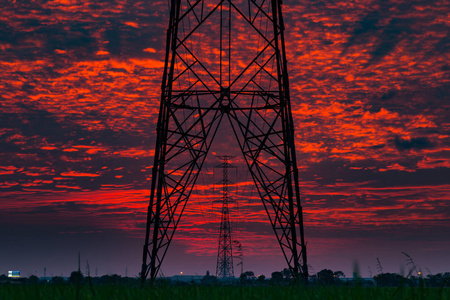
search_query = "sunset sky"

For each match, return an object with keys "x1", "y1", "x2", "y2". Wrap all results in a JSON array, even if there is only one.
[{"x1": 0, "y1": 0, "x2": 449, "y2": 279}]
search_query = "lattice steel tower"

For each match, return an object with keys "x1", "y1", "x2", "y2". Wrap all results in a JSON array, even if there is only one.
[
  {"x1": 141, "y1": 0, "x2": 308, "y2": 282},
  {"x1": 215, "y1": 156, "x2": 235, "y2": 278}
]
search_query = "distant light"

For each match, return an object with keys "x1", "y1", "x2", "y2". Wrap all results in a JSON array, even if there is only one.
[
  {"x1": 180, "y1": 271, "x2": 183, "y2": 275},
  {"x1": 418, "y1": 271, "x2": 422, "y2": 276},
  {"x1": 8, "y1": 271, "x2": 20, "y2": 278}
]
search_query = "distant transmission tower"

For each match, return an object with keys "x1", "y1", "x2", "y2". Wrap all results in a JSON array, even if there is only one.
[
  {"x1": 233, "y1": 240, "x2": 243, "y2": 276},
  {"x1": 141, "y1": 0, "x2": 307, "y2": 282},
  {"x1": 215, "y1": 156, "x2": 235, "y2": 278}
]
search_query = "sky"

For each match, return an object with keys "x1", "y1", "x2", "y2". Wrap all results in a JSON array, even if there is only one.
[{"x1": 0, "y1": 0, "x2": 449, "y2": 279}]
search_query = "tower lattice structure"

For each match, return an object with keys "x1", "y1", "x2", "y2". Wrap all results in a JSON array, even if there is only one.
[
  {"x1": 215, "y1": 156, "x2": 235, "y2": 279},
  {"x1": 141, "y1": 0, "x2": 308, "y2": 282}
]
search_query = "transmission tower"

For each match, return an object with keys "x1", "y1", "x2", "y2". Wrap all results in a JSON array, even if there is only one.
[
  {"x1": 215, "y1": 155, "x2": 235, "y2": 278},
  {"x1": 141, "y1": 0, "x2": 307, "y2": 282},
  {"x1": 233, "y1": 240, "x2": 243, "y2": 276}
]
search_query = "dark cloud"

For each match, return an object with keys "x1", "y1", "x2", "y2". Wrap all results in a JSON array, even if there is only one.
[
  {"x1": 43, "y1": 22, "x2": 98, "y2": 55},
  {"x1": 341, "y1": 10, "x2": 382, "y2": 53},
  {"x1": 0, "y1": 19, "x2": 98, "y2": 61},
  {"x1": 394, "y1": 136, "x2": 434, "y2": 151},
  {"x1": 433, "y1": 35, "x2": 450, "y2": 54},
  {"x1": 365, "y1": 17, "x2": 416, "y2": 66},
  {"x1": 380, "y1": 90, "x2": 397, "y2": 101},
  {"x1": 0, "y1": 102, "x2": 154, "y2": 191},
  {"x1": 103, "y1": 21, "x2": 165, "y2": 58},
  {"x1": 0, "y1": 103, "x2": 151, "y2": 147},
  {"x1": 338, "y1": 0, "x2": 440, "y2": 66},
  {"x1": 0, "y1": 107, "x2": 70, "y2": 143},
  {"x1": 2, "y1": 200, "x2": 139, "y2": 216},
  {"x1": 0, "y1": 152, "x2": 152, "y2": 191},
  {"x1": 366, "y1": 84, "x2": 450, "y2": 117},
  {"x1": 0, "y1": 1, "x2": 165, "y2": 62},
  {"x1": 0, "y1": 21, "x2": 18, "y2": 44},
  {"x1": 301, "y1": 158, "x2": 450, "y2": 188}
]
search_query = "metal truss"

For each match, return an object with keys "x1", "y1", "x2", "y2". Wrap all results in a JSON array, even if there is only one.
[
  {"x1": 215, "y1": 156, "x2": 235, "y2": 278},
  {"x1": 141, "y1": 0, "x2": 308, "y2": 282}
]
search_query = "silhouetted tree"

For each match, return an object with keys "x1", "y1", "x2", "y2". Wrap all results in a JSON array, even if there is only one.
[
  {"x1": 68, "y1": 271, "x2": 84, "y2": 284},
  {"x1": 334, "y1": 271, "x2": 345, "y2": 278},
  {"x1": 100, "y1": 274, "x2": 121, "y2": 284},
  {"x1": 28, "y1": 275, "x2": 39, "y2": 284},
  {"x1": 239, "y1": 271, "x2": 255, "y2": 284},
  {"x1": 282, "y1": 268, "x2": 291, "y2": 279},
  {"x1": 317, "y1": 269, "x2": 335, "y2": 285},
  {"x1": 426, "y1": 273, "x2": 450, "y2": 287},
  {"x1": 257, "y1": 274, "x2": 266, "y2": 283},
  {"x1": 271, "y1": 271, "x2": 283, "y2": 282},
  {"x1": 51, "y1": 276, "x2": 65, "y2": 284},
  {"x1": 374, "y1": 273, "x2": 406, "y2": 287}
]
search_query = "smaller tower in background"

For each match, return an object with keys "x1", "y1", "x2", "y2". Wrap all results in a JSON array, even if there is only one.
[{"x1": 215, "y1": 156, "x2": 235, "y2": 279}]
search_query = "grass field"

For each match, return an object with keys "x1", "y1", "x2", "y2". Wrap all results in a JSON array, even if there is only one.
[{"x1": 0, "y1": 284, "x2": 449, "y2": 300}]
